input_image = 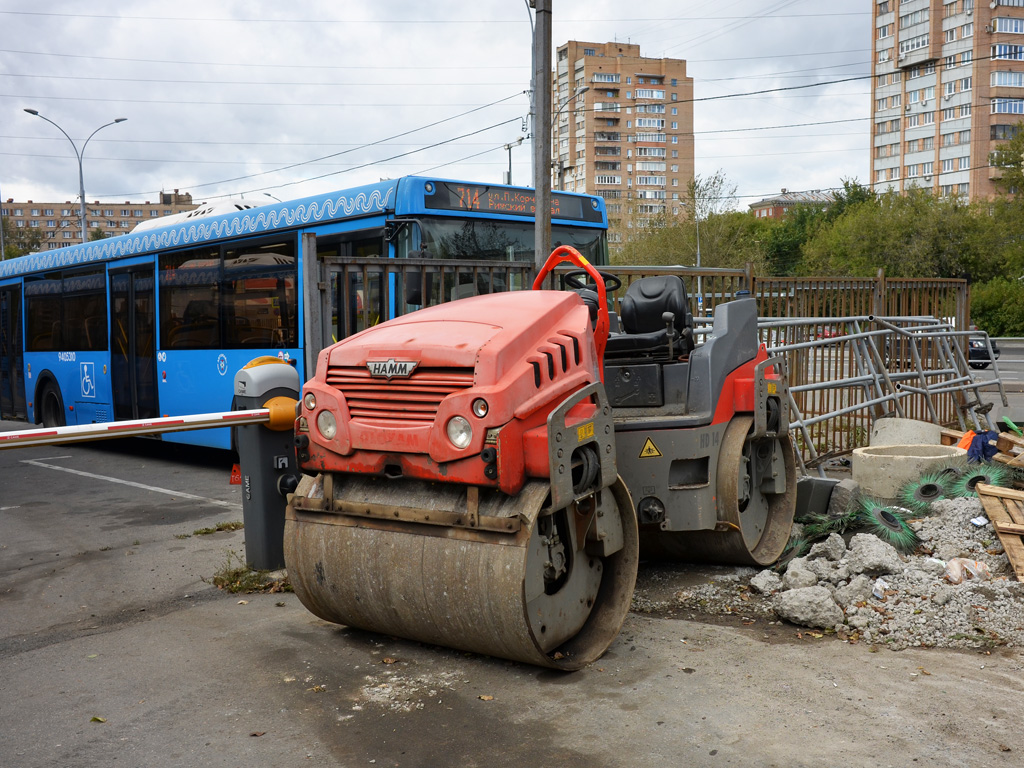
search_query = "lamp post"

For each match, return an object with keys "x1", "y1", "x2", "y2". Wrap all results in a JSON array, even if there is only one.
[
  {"x1": 23, "y1": 109, "x2": 127, "y2": 243},
  {"x1": 503, "y1": 136, "x2": 524, "y2": 185},
  {"x1": 552, "y1": 85, "x2": 589, "y2": 191}
]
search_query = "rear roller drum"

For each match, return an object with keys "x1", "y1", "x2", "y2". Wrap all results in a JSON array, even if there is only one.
[
  {"x1": 284, "y1": 474, "x2": 638, "y2": 670},
  {"x1": 642, "y1": 415, "x2": 796, "y2": 566}
]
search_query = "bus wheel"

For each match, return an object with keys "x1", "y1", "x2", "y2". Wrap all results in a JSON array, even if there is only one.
[{"x1": 40, "y1": 383, "x2": 66, "y2": 428}]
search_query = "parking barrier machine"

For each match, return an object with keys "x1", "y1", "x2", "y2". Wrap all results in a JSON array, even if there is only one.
[{"x1": 233, "y1": 357, "x2": 301, "y2": 570}]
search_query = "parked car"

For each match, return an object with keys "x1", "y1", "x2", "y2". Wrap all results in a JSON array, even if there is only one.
[{"x1": 969, "y1": 338, "x2": 1000, "y2": 370}]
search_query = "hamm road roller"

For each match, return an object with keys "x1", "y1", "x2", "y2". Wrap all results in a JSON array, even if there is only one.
[{"x1": 285, "y1": 247, "x2": 795, "y2": 669}]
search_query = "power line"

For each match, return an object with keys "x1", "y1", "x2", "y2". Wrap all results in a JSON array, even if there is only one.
[{"x1": 0, "y1": 10, "x2": 872, "y2": 23}]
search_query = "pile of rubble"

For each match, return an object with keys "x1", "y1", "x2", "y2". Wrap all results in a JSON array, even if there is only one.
[{"x1": 633, "y1": 484, "x2": 1024, "y2": 650}]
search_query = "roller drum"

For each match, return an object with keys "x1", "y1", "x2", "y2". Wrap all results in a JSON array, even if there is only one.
[{"x1": 285, "y1": 474, "x2": 638, "y2": 670}]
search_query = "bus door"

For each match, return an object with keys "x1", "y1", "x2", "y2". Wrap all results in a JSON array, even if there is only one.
[
  {"x1": 110, "y1": 267, "x2": 158, "y2": 420},
  {"x1": 0, "y1": 285, "x2": 26, "y2": 420},
  {"x1": 317, "y1": 233, "x2": 386, "y2": 344}
]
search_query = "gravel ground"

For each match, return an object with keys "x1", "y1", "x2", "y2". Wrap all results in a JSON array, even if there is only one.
[{"x1": 631, "y1": 493, "x2": 1024, "y2": 651}]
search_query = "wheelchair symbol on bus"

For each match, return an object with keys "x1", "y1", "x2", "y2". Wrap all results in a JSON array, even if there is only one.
[{"x1": 80, "y1": 362, "x2": 96, "y2": 398}]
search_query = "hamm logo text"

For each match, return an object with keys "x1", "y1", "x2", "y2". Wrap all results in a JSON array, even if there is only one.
[{"x1": 367, "y1": 359, "x2": 418, "y2": 379}]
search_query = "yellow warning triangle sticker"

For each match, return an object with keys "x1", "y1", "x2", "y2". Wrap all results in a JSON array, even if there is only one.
[{"x1": 639, "y1": 438, "x2": 662, "y2": 458}]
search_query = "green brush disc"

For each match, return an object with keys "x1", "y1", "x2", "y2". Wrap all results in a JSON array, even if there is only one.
[
  {"x1": 856, "y1": 499, "x2": 921, "y2": 554},
  {"x1": 935, "y1": 458, "x2": 968, "y2": 484},
  {"x1": 898, "y1": 472, "x2": 951, "y2": 515},
  {"x1": 953, "y1": 462, "x2": 1013, "y2": 497}
]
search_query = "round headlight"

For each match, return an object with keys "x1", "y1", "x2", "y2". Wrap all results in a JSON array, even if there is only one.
[
  {"x1": 317, "y1": 410, "x2": 337, "y2": 440},
  {"x1": 303, "y1": 392, "x2": 317, "y2": 411},
  {"x1": 472, "y1": 398, "x2": 489, "y2": 418},
  {"x1": 446, "y1": 416, "x2": 473, "y2": 449}
]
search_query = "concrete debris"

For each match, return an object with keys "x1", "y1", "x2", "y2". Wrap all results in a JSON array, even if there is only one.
[
  {"x1": 846, "y1": 533, "x2": 904, "y2": 576},
  {"x1": 826, "y1": 479, "x2": 859, "y2": 520},
  {"x1": 782, "y1": 562, "x2": 818, "y2": 590},
  {"x1": 773, "y1": 586, "x2": 845, "y2": 629},
  {"x1": 749, "y1": 570, "x2": 783, "y2": 595},
  {"x1": 632, "y1": 492, "x2": 1024, "y2": 650},
  {"x1": 807, "y1": 533, "x2": 847, "y2": 562}
]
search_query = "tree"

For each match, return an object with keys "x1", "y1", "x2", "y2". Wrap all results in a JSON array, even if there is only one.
[
  {"x1": 1, "y1": 216, "x2": 43, "y2": 259},
  {"x1": 989, "y1": 121, "x2": 1024, "y2": 195},
  {"x1": 88, "y1": 226, "x2": 108, "y2": 241},
  {"x1": 799, "y1": 187, "x2": 1003, "y2": 281}
]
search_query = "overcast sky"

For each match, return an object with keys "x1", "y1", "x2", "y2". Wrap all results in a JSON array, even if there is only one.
[{"x1": 1, "y1": 0, "x2": 870, "y2": 210}]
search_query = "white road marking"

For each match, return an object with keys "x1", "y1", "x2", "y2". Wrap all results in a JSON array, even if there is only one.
[
  {"x1": 20, "y1": 459, "x2": 240, "y2": 509},
  {"x1": 0, "y1": 506, "x2": 20, "y2": 511}
]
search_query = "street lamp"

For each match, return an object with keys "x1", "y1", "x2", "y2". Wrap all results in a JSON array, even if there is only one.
[
  {"x1": 23, "y1": 109, "x2": 127, "y2": 243},
  {"x1": 503, "y1": 136, "x2": 524, "y2": 185},
  {"x1": 552, "y1": 86, "x2": 589, "y2": 191}
]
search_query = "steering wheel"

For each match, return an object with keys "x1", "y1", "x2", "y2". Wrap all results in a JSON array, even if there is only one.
[{"x1": 562, "y1": 269, "x2": 622, "y2": 293}]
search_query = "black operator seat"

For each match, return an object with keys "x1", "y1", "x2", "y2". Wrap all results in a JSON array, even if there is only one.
[{"x1": 604, "y1": 275, "x2": 695, "y2": 358}]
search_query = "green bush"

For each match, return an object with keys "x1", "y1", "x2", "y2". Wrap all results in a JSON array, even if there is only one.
[{"x1": 970, "y1": 277, "x2": 1024, "y2": 336}]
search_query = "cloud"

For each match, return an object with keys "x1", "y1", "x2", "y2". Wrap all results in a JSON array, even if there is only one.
[{"x1": 1, "y1": 0, "x2": 868, "y2": 207}]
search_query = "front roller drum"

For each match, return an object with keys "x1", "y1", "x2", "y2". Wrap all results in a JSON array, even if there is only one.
[{"x1": 285, "y1": 475, "x2": 638, "y2": 671}]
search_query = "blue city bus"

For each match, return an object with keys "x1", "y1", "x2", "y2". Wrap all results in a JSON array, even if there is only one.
[{"x1": 0, "y1": 177, "x2": 608, "y2": 448}]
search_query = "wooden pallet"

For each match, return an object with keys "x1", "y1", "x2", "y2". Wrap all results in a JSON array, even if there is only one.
[{"x1": 976, "y1": 484, "x2": 1024, "y2": 582}]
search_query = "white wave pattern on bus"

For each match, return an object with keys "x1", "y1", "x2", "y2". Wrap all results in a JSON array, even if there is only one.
[{"x1": 0, "y1": 186, "x2": 395, "y2": 279}]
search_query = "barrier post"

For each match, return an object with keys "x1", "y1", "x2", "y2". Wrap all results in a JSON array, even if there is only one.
[{"x1": 233, "y1": 358, "x2": 300, "y2": 570}]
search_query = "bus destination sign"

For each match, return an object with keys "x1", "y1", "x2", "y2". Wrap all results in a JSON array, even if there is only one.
[{"x1": 424, "y1": 182, "x2": 603, "y2": 223}]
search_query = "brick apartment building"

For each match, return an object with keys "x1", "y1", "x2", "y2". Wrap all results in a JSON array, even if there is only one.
[
  {"x1": 551, "y1": 41, "x2": 695, "y2": 245},
  {"x1": 871, "y1": 0, "x2": 1024, "y2": 199},
  {"x1": 1, "y1": 190, "x2": 196, "y2": 249}
]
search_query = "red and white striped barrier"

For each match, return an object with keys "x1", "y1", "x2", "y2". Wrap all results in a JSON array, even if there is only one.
[{"x1": 0, "y1": 409, "x2": 272, "y2": 450}]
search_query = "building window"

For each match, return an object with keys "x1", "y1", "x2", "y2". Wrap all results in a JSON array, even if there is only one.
[
  {"x1": 942, "y1": 158, "x2": 956, "y2": 172},
  {"x1": 993, "y1": 44, "x2": 1024, "y2": 60},
  {"x1": 961, "y1": 22, "x2": 973, "y2": 37},
  {"x1": 960, "y1": 77, "x2": 972, "y2": 91},
  {"x1": 922, "y1": 161, "x2": 934, "y2": 175},
  {"x1": 899, "y1": 9, "x2": 928, "y2": 28},
  {"x1": 995, "y1": 16, "x2": 1024, "y2": 33},
  {"x1": 992, "y1": 98, "x2": 1024, "y2": 113},
  {"x1": 922, "y1": 111, "x2": 935, "y2": 125},
  {"x1": 879, "y1": 24, "x2": 893, "y2": 38},
  {"x1": 992, "y1": 70, "x2": 1024, "y2": 87},
  {"x1": 960, "y1": 103, "x2": 971, "y2": 117},
  {"x1": 899, "y1": 34, "x2": 929, "y2": 54},
  {"x1": 583, "y1": 48, "x2": 596, "y2": 56},
  {"x1": 961, "y1": 50, "x2": 972, "y2": 65},
  {"x1": 959, "y1": 156, "x2": 971, "y2": 170}
]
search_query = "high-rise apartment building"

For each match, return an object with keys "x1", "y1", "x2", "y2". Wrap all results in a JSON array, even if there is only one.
[
  {"x1": 552, "y1": 41, "x2": 694, "y2": 244},
  {"x1": 1, "y1": 190, "x2": 196, "y2": 249},
  {"x1": 871, "y1": 0, "x2": 1024, "y2": 200}
]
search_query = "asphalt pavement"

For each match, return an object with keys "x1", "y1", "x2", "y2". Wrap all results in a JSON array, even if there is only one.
[{"x1": 1, "y1": 418, "x2": 1023, "y2": 767}]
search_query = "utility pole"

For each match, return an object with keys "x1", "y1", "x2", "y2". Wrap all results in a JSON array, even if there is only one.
[
  {"x1": 0, "y1": 179, "x2": 6, "y2": 259},
  {"x1": 531, "y1": 0, "x2": 552, "y2": 276}
]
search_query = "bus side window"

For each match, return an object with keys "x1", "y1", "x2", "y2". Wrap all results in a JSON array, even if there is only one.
[{"x1": 160, "y1": 247, "x2": 221, "y2": 350}]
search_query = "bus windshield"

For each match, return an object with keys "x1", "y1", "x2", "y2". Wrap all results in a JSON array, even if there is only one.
[{"x1": 402, "y1": 216, "x2": 607, "y2": 266}]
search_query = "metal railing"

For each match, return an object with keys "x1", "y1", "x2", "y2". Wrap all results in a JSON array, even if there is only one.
[{"x1": 759, "y1": 315, "x2": 1004, "y2": 473}]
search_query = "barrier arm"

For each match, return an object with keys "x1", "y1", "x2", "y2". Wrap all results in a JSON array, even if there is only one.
[{"x1": 0, "y1": 409, "x2": 276, "y2": 450}]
